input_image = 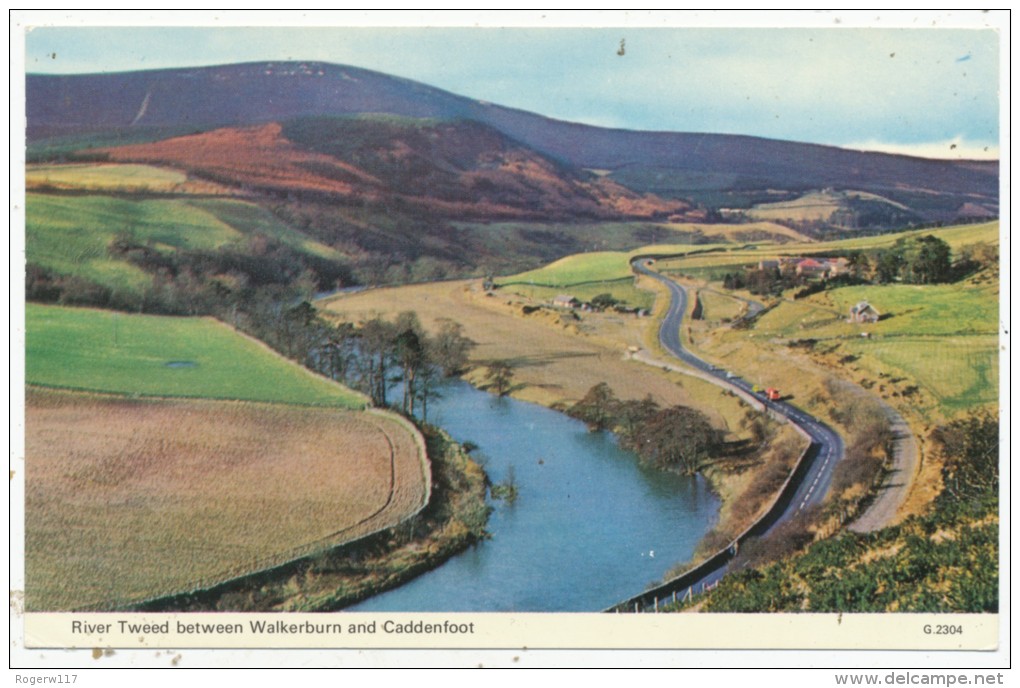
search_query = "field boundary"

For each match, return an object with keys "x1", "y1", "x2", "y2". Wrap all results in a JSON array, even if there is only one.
[
  {"x1": 25, "y1": 380, "x2": 364, "y2": 410},
  {"x1": 496, "y1": 275, "x2": 636, "y2": 290},
  {"x1": 42, "y1": 389, "x2": 432, "y2": 612}
]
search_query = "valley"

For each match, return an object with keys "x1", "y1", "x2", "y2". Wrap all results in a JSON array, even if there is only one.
[{"x1": 18, "y1": 58, "x2": 1001, "y2": 616}]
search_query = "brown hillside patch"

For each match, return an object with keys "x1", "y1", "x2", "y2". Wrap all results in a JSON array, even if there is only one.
[
  {"x1": 99, "y1": 123, "x2": 379, "y2": 197},
  {"x1": 25, "y1": 388, "x2": 427, "y2": 611},
  {"x1": 99, "y1": 122, "x2": 691, "y2": 221}
]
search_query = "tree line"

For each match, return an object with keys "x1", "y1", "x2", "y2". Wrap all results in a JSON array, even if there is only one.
[
  {"x1": 247, "y1": 301, "x2": 475, "y2": 421},
  {"x1": 26, "y1": 228, "x2": 482, "y2": 420},
  {"x1": 719, "y1": 234, "x2": 990, "y2": 299},
  {"x1": 566, "y1": 382, "x2": 721, "y2": 475}
]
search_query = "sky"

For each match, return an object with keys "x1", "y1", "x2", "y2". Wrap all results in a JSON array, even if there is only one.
[{"x1": 15, "y1": 11, "x2": 1006, "y2": 159}]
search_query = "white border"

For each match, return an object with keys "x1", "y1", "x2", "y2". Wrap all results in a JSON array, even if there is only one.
[{"x1": 8, "y1": 9, "x2": 1010, "y2": 673}]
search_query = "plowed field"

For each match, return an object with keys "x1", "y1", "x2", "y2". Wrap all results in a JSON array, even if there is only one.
[{"x1": 25, "y1": 388, "x2": 428, "y2": 611}]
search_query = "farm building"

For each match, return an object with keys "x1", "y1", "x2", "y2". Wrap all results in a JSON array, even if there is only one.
[
  {"x1": 849, "y1": 301, "x2": 881, "y2": 323},
  {"x1": 795, "y1": 258, "x2": 829, "y2": 277},
  {"x1": 552, "y1": 294, "x2": 580, "y2": 309}
]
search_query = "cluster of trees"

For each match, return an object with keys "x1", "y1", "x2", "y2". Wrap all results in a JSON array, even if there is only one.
[
  {"x1": 567, "y1": 382, "x2": 721, "y2": 475},
  {"x1": 250, "y1": 303, "x2": 475, "y2": 421},
  {"x1": 720, "y1": 235, "x2": 968, "y2": 298},
  {"x1": 933, "y1": 411, "x2": 999, "y2": 511},
  {"x1": 722, "y1": 267, "x2": 794, "y2": 296},
  {"x1": 27, "y1": 232, "x2": 352, "y2": 317},
  {"x1": 873, "y1": 235, "x2": 953, "y2": 284}
]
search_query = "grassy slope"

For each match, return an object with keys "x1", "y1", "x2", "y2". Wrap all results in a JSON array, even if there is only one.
[
  {"x1": 26, "y1": 191, "x2": 341, "y2": 296},
  {"x1": 657, "y1": 220, "x2": 814, "y2": 243},
  {"x1": 699, "y1": 501, "x2": 998, "y2": 612},
  {"x1": 26, "y1": 192, "x2": 241, "y2": 295},
  {"x1": 26, "y1": 303, "x2": 366, "y2": 408},
  {"x1": 500, "y1": 242, "x2": 731, "y2": 287},
  {"x1": 656, "y1": 221, "x2": 1000, "y2": 273},
  {"x1": 743, "y1": 278, "x2": 998, "y2": 416},
  {"x1": 187, "y1": 198, "x2": 344, "y2": 260}
]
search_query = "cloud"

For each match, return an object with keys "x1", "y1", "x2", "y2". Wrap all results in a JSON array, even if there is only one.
[
  {"x1": 844, "y1": 136, "x2": 999, "y2": 160},
  {"x1": 23, "y1": 26, "x2": 1001, "y2": 149}
]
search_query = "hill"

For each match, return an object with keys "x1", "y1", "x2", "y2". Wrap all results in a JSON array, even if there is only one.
[
  {"x1": 27, "y1": 61, "x2": 997, "y2": 227},
  {"x1": 93, "y1": 118, "x2": 689, "y2": 221}
]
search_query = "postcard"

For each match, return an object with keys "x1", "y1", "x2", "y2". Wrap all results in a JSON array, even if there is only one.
[{"x1": 9, "y1": 10, "x2": 1008, "y2": 673}]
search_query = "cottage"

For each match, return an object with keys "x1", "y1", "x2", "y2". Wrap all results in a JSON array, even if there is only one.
[
  {"x1": 849, "y1": 301, "x2": 881, "y2": 323},
  {"x1": 758, "y1": 259, "x2": 781, "y2": 271},
  {"x1": 552, "y1": 294, "x2": 580, "y2": 309}
]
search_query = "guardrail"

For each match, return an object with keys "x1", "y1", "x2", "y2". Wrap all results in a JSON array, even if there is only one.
[
  {"x1": 606, "y1": 254, "x2": 821, "y2": 613},
  {"x1": 605, "y1": 420, "x2": 815, "y2": 613}
]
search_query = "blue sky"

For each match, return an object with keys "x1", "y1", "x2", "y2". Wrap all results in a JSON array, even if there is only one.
[{"x1": 19, "y1": 12, "x2": 1004, "y2": 159}]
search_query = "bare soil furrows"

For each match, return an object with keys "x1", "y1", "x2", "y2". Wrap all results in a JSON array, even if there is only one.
[{"x1": 25, "y1": 388, "x2": 427, "y2": 611}]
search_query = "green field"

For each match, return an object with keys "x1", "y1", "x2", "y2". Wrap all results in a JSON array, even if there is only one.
[
  {"x1": 696, "y1": 289, "x2": 746, "y2": 322},
  {"x1": 745, "y1": 191, "x2": 845, "y2": 222},
  {"x1": 500, "y1": 243, "x2": 730, "y2": 288},
  {"x1": 26, "y1": 193, "x2": 242, "y2": 295},
  {"x1": 503, "y1": 251, "x2": 637, "y2": 286},
  {"x1": 186, "y1": 198, "x2": 344, "y2": 260},
  {"x1": 837, "y1": 336, "x2": 999, "y2": 412},
  {"x1": 26, "y1": 192, "x2": 341, "y2": 296},
  {"x1": 26, "y1": 304, "x2": 366, "y2": 408},
  {"x1": 797, "y1": 221, "x2": 1000, "y2": 254},
  {"x1": 743, "y1": 279, "x2": 998, "y2": 415},
  {"x1": 753, "y1": 281, "x2": 998, "y2": 340}
]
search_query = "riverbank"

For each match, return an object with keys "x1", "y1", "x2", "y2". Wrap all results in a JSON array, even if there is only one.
[
  {"x1": 133, "y1": 425, "x2": 490, "y2": 612},
  {"x1": 322, "y1": 279, "x2": 800, "y2": 585}
]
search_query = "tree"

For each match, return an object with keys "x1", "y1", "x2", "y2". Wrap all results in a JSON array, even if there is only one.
[
  {"x1": 874, "y1": 247, "x2": 906, "y2": 283},
  {"x1": 485, "y1": 360, "x2": 515, "y2": 397},
  {"x1": 906, "y1": 235, "x2": 952, "y2": 284},
  {"x1": 358, "y1": 317, "x2": 397, "y2": 406},
  {"x1": 569, "y1": 382, "x2": 619, "y2": 431},
  {"x1": 429, "y1": 319, "x2": 475, "y2": 376},
  {"x1": 414, "y1": 361, "x2": 442, "y2": 424},
  {"x1": 590, "y1": 293, "x2": 619, "y2": 312},
  {"x1": 875, "y1": 235, "x2": 952, "y2": 285},
  {"x1": 321, "y1": 322, "x2": 359, "y2": 383},
  {"x1": 616, "y1": 395, "x2": 661, "y2": 445},
  {"x1": 741, "y1": 409, "x2": 775, "y2": 446},
  {"x1": 637, "y1": 405, "x2": 720, "y2": 474},
  {"x1": 846, "y1": 250, "x2": 870, "y2": 279}
]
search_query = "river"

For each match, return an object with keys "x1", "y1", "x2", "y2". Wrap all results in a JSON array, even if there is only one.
[{"x1": 349, "y1": 380, "x2": 720, "y2": 612}]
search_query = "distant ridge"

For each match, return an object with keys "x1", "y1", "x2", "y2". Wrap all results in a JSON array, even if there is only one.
[{"x1": 27, "y1": 61, "x2": 997, "y2": 215}]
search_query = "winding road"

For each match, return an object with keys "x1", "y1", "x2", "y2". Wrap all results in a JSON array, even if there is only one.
[
  {"x1": 608, "y1": 260, "x2": 847, "y2": 611},
  {"x1": 636, "y1": 259, "x2": 845, "y2": 516}
]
